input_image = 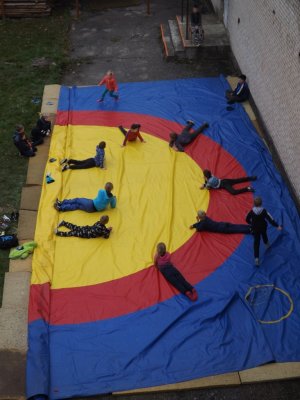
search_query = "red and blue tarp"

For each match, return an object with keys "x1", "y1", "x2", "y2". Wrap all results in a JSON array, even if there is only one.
[{"x1": 27, "y1": 77, "x2": 300, "y2": 399}]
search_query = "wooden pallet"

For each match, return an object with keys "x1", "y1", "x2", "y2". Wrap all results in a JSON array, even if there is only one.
[{"x1": 0, "y1": 0, "x2": 51, "y2": 17}]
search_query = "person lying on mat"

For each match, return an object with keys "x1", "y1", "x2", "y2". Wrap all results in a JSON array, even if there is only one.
[
  {"x1": 200, "y1": 169, "x2": 256, "y2": 195},
  {"x1": 154, "y1": 242, "x2": 198, "y2": 302},
  {"x1": 169, "y1": 121, "x2": 209, "y2": 152},
  {"x1": 61, "y1": 141, "x2": 106, "y2": 171},
  {"x1": 54, "y1": 215, "x2": 112, "y2": 239},
  {"x1": 118, "y1": 124, "x2": 146, "y2": 147},
  {"x1": 190, "y1": 210, "x2": 251, "y2": 234},
  {"x1": 54, "y1": 182, "x2": 116, "y2": 213}
]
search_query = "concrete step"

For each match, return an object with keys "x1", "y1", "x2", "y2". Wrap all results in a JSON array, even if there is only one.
[
  {"x1": 168, "y1": 19, "x2": 185, "y2": 56},
  {"x1": 0, "y1": 350, "x2": 26, "y2": 398},
  {"x1": 2, "y1": 272, "x2": 31, "y2": 309},
  {"x1": 17, "y1": 210, "x2": 37, "y2": 241},
  {"x1": 160, "y1": 23, "x2": 175, "y2": 59},
  {"x1": 0, "y1": 308, "x2": 28, "y2": 351}
]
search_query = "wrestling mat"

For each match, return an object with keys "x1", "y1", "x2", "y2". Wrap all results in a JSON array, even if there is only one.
[{"x1": 27, "y1": 77, "x2": 300, "y2": 399}]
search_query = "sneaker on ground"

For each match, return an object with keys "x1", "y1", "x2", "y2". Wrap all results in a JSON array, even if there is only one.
[
  {"x1": 55, "y1": 198, "x2": 62, "y2": 206},
  {"x1": 60, "y1": 158, "x2": 68, "y2": 165},
  {"x1": 187, "y1": 120, "x2": 195, "y2": 126},
  {"x1": 54, "y1": 203, "x2": 61, "y2": 211}
]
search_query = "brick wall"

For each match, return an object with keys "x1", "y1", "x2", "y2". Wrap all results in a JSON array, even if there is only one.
[{"x1": 224, "y1": 0, "x2": 300, "y2": 200}]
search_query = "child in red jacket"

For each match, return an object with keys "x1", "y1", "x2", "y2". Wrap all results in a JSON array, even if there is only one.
[
  {"x1": 154, "y1": 242, "x2": 198, "y2": 301},
  {"x1": 97, "y1": 70, "x2": 119, "y2": 102},
  {"x1": 118, "y1": 124, "x2": 146, "y2": 147}
]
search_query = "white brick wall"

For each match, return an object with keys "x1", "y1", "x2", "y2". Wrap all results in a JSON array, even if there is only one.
[{"x1": 225, "y1": 0, "x2": 300, "y2": 199}]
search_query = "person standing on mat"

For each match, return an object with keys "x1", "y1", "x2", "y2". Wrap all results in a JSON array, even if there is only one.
[
  {"x1": 97, "y1": 70, "x2": 119, "y2": 103},
  {"x1": 200, "y1": 169, "x2": 256, "y2": 195},
  {"x1": 190, "y1": 210, "x2": 252, "y2": 234},
  {"x1": 54, "y1": 215, "x2": 112, "y2": 239},
  {"x1": 246, "y1": 197, "x2": 282, "y2": 266},
  {"x1": 169, "y1": 120, "x2": 209, "y2": 152},
  {"x1": 118, "y1": 124, "x2": 146, "y2": 147},
  {"x1": 61, "y1": 141, "x2": 106, "y2": 171},
  {"x1": 154, "y1": 242, "x2": 198, "y2": 302},
  {"x1": 54, "y1": 182, "x2": 116, "y2": 213}
]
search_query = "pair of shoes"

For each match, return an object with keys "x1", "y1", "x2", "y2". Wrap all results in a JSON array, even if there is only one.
[
  {"x1": 185, "y1": 288, "x2": 198, "y2": 302},
  {"x1": 55, "y1": 198, "x2": 62, "y2": 206},
  {"x1": 97, "y1": 99, "x2": 104, "y2": 103},
  {"x1": 187, "y1": 120, "x2": 195, "y2": 126},
  {"x1": 247, "y1": 187, "x2": 255, "y2": 192},
  {"x1": 62, "y1": 164, "x2": 69, "y2": 172},
  {"x1": 10, "y1": 212, "x2": 19, "y2": 222},
  {"x1": 254, "y1": 258, "x2": 260, "y2": 266},
  {"x1": 60, "y1": 158, "x2": 68, "y2": 165}
]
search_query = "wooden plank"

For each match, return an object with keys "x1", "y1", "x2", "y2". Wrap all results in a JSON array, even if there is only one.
[
  {"x1": 114, "y1": 373, "x2": 241, "y2": 395},
  {"x1": 239, "y1": 363, "x2": 300, "y2": 383}
]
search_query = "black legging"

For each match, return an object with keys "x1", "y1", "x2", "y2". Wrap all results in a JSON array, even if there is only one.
[
  {"x1": 253, "y1": 231, "x2": 268, "y2": 258},
  {"x1": 180, "y1": 123, "x2": 207, "y2": 145},
  {"x1": 220, "y1": 177, "x2": 254, "y2": 195},
  {"x1": 68, "y1": 158, "x2": 96, "y2": 170},
  {"x1": 159, "y1": 264, "x2": 193, "y2": 294}
]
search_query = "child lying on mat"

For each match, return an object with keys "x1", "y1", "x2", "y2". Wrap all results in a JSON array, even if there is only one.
[
  {"x1": 61, "y1": 141, "x2": 106, "y2": 171},
  {"x1": 154, "y1": 242, "x2": 198, "y2": 301},
  {"x1": 54, "y1": 215, "x2": 112, "y2": 239}
]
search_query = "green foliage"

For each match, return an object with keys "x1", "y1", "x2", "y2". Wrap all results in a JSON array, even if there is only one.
[{"x1": 0, "y1": 12, "x2": 70, "y2": 304}]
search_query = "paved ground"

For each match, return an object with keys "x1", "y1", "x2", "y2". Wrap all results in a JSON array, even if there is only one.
[{"x1": 62, "y1": 1, "x2": 300, "y2": 400}]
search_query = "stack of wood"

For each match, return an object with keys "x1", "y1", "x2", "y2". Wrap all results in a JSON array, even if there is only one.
[{"x1": 0, "y1": 0, "x2": 52, "y2": 17}]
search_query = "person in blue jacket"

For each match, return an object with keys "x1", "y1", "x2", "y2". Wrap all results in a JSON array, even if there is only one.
[
  {"x1": 190, "y1": 210, "x2": 251, "y2": 234},
  {"x1": 61, "y1": 141, "x2": 106, "y2": 171},
  {"x1": 226, "y1": 74, "x2": 250, "y2": 104},
  {"x1": 54, "y1": 182, "x2": 116, "y2": 213}
]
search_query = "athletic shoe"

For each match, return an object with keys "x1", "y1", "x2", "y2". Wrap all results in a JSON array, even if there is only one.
[
  {"x1": 255, "y1": 258, "x2": 260, "y2": 266},
  {"x1": 185, "y1": 289, "x2": 198, "y2": 302},
  {"x1": 60, "y1": 158, "x2": 68, "y2": 165},
  {"x1": 187, "y1": 120, "x2": 195, "y2": 126},
  {"x1": 54, "y1": 202, "x2": 61, "y2": 211},
  {"x1": 62, "y1": 164, "x2": 69, "y2": 172},
  {"x1": 55, "y1": 198, "x2": 62, "y2": 206},
  {"x1": 247, "y1": 187, "x2": 255, "y2": 192}
]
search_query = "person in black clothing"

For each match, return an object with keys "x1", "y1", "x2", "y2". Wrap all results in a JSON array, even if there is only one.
[
  {"x1": 200, "y1": 169, "x2": 256, "y2": 195},
  {"x1": 54, "y1": 215, "x2": 112, "y2": 239},
  {"x1": 246, "y1": 197, "x2": 282, "y2": 266},
  {"x1": 226, "y1": 74, "x2": 250, "y2": 104},
  {"x1": 169, "y1": 121, "x2": 209, "y2": 152},
  {"x1": 190, "y1": 210, "x2": 251, "y2": 234},
  {"x1": 154, "y1": 242, "x2": 198, "y2": 301},
  {"x1": 13, "y1": 125, "x2": 37, "y2": 157},
  {"x1": 191, "y1": 4, "x2": 204, "y2": 45},
  {"x1": 30, "y1": 114, "x2": 51, "y2": 146}
]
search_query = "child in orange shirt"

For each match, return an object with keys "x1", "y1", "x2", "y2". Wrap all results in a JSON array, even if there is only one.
[{"x1": 97, "y1": 70, "x2": 119, "y2": 102}]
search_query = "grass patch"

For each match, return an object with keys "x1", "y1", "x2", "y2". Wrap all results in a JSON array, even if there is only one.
[{"x1": 0, "y1": 10, "x2": 71, "y2": 305}]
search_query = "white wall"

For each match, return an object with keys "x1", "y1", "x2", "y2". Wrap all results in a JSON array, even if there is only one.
[{"x1": 225, "y1": 0, "x2": 300, "y2": 199}]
